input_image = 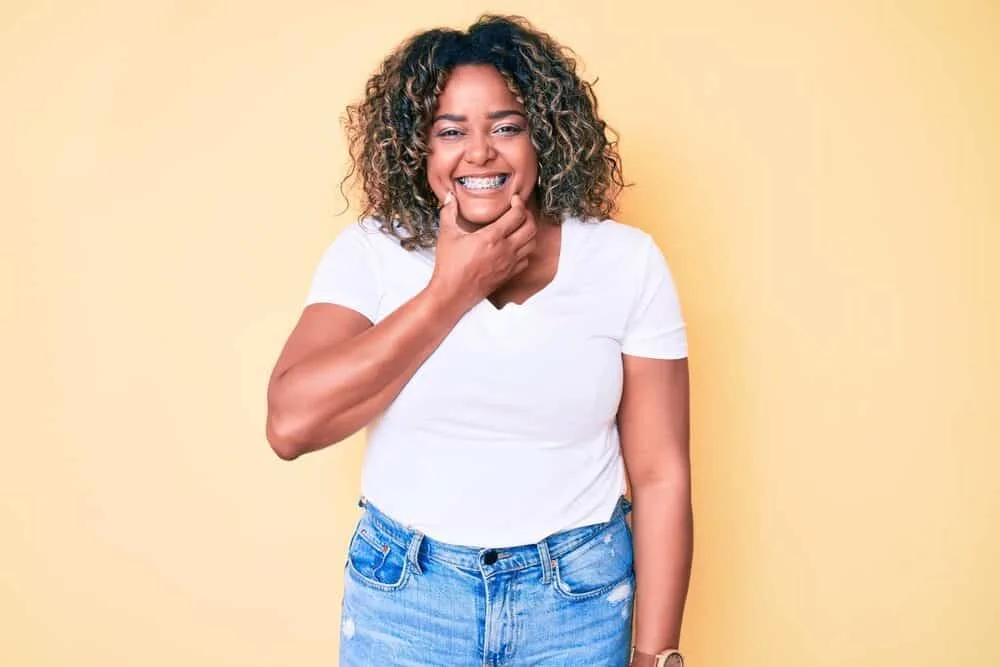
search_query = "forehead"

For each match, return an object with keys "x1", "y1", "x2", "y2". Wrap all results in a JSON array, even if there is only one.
[{"x1": 435, "y1": 64, "x2": 523, "y2": 112}]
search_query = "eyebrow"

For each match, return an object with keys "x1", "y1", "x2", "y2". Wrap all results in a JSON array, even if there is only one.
[{"x1": 432, "y1": 109, "x2": 527, "y2": 124}]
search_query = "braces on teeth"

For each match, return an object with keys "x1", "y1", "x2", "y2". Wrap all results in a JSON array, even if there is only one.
[{"x1": 459, "y1": 175, "x2": 507, "y2": 190}]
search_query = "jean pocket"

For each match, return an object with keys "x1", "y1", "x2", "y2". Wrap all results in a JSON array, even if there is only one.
[
  {"x1": 552, "y1": 516, "x2": 634, "y2": 601},
  {"x1": 345, "y1": 515, "x2": 412, "y2": 592}
]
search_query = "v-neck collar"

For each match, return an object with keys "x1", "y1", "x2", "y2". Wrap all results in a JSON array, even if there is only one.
[
  {"x1": 481, "y1": 217, "x2": 574, "y2": 314},
  {"x1": 402, "y1": 216, "x2": 578, "y2": 320}
]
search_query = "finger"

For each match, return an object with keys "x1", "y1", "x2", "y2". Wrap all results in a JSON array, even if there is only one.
[
  {"x1": 506, "y1": 211, "x2": 537, "y2": 248},
  {"x1": 438, "y1": 191, "x2": 458, "y2": 230},
  {"x1": 487, "y1": 194, "x2": 528, "y2": 239},
  {"x1": 514, "y1": 238, "x2": 537, "y2": 262}
]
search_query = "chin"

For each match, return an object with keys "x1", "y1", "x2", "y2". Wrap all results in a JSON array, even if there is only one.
[
  {"x1": 457, "y1": 189, "x2": 536, "y2": 225},
  {"x1": 457, "y1": 200, "x2": 508, "y2": 225}
]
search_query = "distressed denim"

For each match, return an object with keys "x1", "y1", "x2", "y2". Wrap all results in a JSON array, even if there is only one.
[{"x1": 339, "y1": 496, "x2": 635, "y2": 666}]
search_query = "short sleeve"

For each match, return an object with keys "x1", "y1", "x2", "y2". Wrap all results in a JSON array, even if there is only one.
[
  {"x1": 621, "y1": 235, "x2": 688, "y2": 359},
  {"x1": 304, "y1": 223, "x2": 382, "y2": 322}
]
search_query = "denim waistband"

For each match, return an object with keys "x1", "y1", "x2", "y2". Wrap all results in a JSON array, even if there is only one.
[{"x1": 356, "y1": 495, "x2": 632, "y2": 575}]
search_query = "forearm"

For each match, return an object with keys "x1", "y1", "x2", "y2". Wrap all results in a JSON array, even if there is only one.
[
  {"x1": 288, "y1": 326, "x2": 441, "y2": 452},
  {"x1": 630, "y1": 477, "x2": 693, "y2": 655},
  {"x1": 268, "y1": 286, "x2": 470, "y2": 457}
]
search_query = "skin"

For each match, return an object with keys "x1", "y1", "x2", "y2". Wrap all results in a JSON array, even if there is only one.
[
  {"x1": 619, "y1": 355, "x2": 692, "y2": 666},
  {"x1": 427, "y1": 65, "x2": 693, "y2": 667},
  {"x1": 426, "y1": 64, "x2": 540, "y2": 229},
  {"x1": 265, "y1": 67, "x2": 539, "y2": 458},
  {"x1": 426, "y1": 64, "x2": 560, "y2": 308},
  {"x1": 427, "y1": 66, "x2": 693, "y2": 661},
  {"x1": 267, "y1": 62, "x2": 692, "y2": 666}
]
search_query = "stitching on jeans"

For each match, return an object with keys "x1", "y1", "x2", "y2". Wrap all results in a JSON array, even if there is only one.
[
  {"x1": 357, "y1": 527, "x2": 390, "y2": 553},
  {"x1": 363, "y1": 515, "x2": 410, "y2": 550},
  {"x1": 550, "y1": 559, "x2": 634, "y2": 601},
  {"x1": 345, "y1": 556, "x2": 411, "y2": 592}
]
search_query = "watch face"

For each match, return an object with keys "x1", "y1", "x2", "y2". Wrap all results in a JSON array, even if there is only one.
[{"x1": 662, "y1": 653, "x2": 684, "y2": 667}]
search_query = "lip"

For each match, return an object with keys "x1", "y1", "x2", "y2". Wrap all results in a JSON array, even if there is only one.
[{"x1": 454, "y1": 172, "x2": 509, "y2": 180}]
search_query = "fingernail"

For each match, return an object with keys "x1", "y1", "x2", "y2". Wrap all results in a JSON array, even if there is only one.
[{"x1": 444, "y1": 192, "x2": 453, "y2": 205}]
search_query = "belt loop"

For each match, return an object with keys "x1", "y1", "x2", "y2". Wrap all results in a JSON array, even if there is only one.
[
  {"x1": 537, "y1": 539, "x2": 552, "y2": 585},
  {"x1": 406, "y1": 531, "x2": 425, "y2": 575},
  {"x1": 620, "y1": 495, "x2": 633, "y2": 518}
]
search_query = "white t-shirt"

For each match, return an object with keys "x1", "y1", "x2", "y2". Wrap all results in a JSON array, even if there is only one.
[{"x1": 305, "y1": 216, "x2": 687, "y2": 547}]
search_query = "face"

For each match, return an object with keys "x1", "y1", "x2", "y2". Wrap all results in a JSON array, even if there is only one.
[{"x1": 426, "y1": 64, "x2": 539, "y2": 226}]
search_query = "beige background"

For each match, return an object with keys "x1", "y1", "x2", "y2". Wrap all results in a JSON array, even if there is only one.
[{"x1": 2, "y1": 1, "x2": 998, "y2": 665}]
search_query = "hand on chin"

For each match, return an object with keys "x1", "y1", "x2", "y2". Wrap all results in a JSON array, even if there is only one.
[{"x1": 455, "y1": 199, "x2": 511, "y2": 229}]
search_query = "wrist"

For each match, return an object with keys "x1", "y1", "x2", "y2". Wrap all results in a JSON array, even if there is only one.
[
  {"x1": 630, "y1": 647, "x2": 685, "y2": 667},
  {"x1": 629, "y1": 649, "x2": 658, "y2": 667},
  {"x1": 420, "y1": 281, "x2": 476, "y2": 319},
  {"x1": 423, "y1": 278, "x2": 478, "y2": 315}
]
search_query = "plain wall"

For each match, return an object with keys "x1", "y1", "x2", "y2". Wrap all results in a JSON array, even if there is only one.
[{"x1": 2, "y1": 1, "x2": 998, "y2": 665}]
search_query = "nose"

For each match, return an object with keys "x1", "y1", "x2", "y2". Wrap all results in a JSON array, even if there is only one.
[{"x1": 463, "y1": 131, "x2": 495, "y2": 165}]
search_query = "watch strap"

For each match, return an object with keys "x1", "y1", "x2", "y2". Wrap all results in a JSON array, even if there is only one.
[
  {"x1": 655, "y1": 649, "x2": 684, "y2": 667},
  {"x1": 631, "y1": 647, "x2": 685, "y2": 667}
]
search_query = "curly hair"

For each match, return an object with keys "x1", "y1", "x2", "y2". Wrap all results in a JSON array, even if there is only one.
[{"x1": 340, "y1": 14, "x2": 626, "y2": 250}]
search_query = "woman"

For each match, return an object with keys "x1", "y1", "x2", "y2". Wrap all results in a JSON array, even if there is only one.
[{"x1": 266, "y1": 14, "x2": 692, "y2": 667}]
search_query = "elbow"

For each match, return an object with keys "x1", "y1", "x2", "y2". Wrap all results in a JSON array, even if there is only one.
[
  {"x1": 628, "y1": 464, "x2": 692, "y2": 496},
  {"x1": 266, "y1": 414, "x2": 308, "y2": 461},
  {"x1": 265, "y1": 409, "x2": 351, "y2": 461},
  {"x1": 271, "y1": 442, "x2": 301, "y2": 462}
]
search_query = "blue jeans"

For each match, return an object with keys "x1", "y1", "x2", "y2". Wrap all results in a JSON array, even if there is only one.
[{"x1": 339, "y1": 496, "x2": 635, "y2": 666}]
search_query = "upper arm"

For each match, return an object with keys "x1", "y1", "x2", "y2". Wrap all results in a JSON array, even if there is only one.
[
  {"x1": 269, "y1": 222, "x2": 382, "y2": 389},
  {"x1": 265, "y1": 303, "x2": 372, "y2": 457},
  {"x1": 617, "y1": 232, "x2": 690, "y2": 486},
  {"x1": 617, "y1": 355, "x2": 690, "y2": 488},
  {"x1": 269, "y1": 303, "x2": 373, "y2": 384}
]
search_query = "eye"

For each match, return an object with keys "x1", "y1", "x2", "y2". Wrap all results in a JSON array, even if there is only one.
[
  {"x1": 436, "y1": 128, "x2": 463, "y2": 138},
  {"x1": 494, "y1": 124, "x2": 524, "y2": 136}
]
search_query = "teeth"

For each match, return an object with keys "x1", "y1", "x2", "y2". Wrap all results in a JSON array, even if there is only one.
[{"x1": 458, "y1": 175, "x2": 507, "y2": 190}]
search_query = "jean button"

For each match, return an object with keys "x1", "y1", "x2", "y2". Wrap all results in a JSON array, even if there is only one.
[{"x1": 482, "y1": 550, "x2": 498, "y2": 565}]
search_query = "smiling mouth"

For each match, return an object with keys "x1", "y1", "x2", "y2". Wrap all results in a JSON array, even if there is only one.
[{"x1": 456, "y1": 174, "x2": 509, "y2": 191}]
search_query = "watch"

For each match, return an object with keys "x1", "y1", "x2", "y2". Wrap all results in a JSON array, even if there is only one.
[{"x1": 631, "y1": 648, "x2": 685, "y2": 667}]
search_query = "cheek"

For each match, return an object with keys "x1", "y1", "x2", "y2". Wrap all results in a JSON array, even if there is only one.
[
  {"x1": 513, "y1": 143, "x2": 538, "y2": 175},
  {"x1": 426, "y1": 150, "x2": 457, "y2": 193},
  {"x1": 510, "y1": 145, "x2": 538, "y2": 192}
]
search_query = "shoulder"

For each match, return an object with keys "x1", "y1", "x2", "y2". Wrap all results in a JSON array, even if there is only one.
[
  {"x1": 321, "y1": 218, "x2": 413, "y2": 256},
  {"x1": 335, "y1": 218, "x2": 436, "y2": 278},
  {"x1": 310, "y1": 219, "x2": 404, "y2": 282},
  {"x1": 342, "y1": 217, "x2": 393, "y2": 246},
  {"x1": 573, "y1": 215, "x2": 651, "y2": 242},
  {"x1": 354, "y1": 217, "x2": 432, "y2": 254},
  {"x1": 569, "y1": 216, "x2": 655, "y2": 262}
]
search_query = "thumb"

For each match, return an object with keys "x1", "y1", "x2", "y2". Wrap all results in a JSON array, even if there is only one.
[{"x1": 438, "y1": 191, "x2": 459, "y2": 232}]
